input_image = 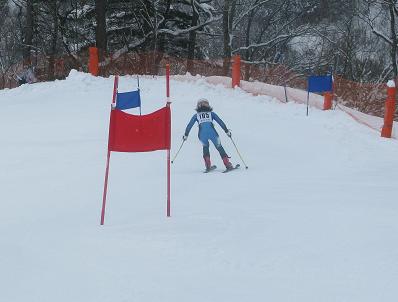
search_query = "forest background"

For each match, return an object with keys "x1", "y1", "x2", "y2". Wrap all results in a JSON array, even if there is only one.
[{"x1": 1, "y1": 0, "x2": 397, "y2": 118}]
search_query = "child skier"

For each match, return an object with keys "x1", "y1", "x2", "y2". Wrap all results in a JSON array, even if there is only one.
[{"x1": 183, "y1": 98, "x2": 235, "y2": 172}]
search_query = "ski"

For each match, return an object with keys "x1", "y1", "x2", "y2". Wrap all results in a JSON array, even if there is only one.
[
  {"x1": 203, "y1": 165, "x2": 217, "y2": 173},
  {"x1": 222, "y1": 164, "x2": 240, "y2": 173}
]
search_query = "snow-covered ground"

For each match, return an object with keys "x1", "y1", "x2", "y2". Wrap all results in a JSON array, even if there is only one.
[{"x1": 1, "y1": 71, "x2": 398, "y2": 302}]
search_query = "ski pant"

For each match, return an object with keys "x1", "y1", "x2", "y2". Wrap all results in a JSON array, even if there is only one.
[{"x1": 199, "y1": 131, "x2": 228, "y2": 159}]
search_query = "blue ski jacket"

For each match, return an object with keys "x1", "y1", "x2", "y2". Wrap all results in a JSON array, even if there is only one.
[{"x1": 184, "y1": 111, "x2": 228, "y2": 147}]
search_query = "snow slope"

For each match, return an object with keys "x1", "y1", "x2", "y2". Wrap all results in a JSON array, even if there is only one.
[{"x1": 1, "y1": 71, "x2": 398, "y2": 302}]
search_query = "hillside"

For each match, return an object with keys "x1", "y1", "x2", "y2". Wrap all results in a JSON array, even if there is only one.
[{"x1": 1, "y1": 71, "x2": 398, "y2": 302}]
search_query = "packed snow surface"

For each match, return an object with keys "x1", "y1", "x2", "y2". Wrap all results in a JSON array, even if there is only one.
[{"x1": 1, "y1": 71, "x2": 398, "y2": 302}]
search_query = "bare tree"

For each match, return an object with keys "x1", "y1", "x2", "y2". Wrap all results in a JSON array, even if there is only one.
[
  {"x1": 95, "y1": 0, "x2": 107, "y2": 59},
  {"x1": 359, "y1": 0, "x2": 398, "y2": 80},
  {"x1": 0, "y1": 1, "x2": 22, "y2": 87},
  {"x1": 24, "y1": 0, "x2": 34, "y2": 65},
  {"x1": 222, "y1": 0, "x2": 237, "y2": 75},
  {"x1": 47, "y1": 1, "x2": 58, "y2": 80},
  {"x1": 187, "y1": 0, "x2": 200, "y2": 73}
]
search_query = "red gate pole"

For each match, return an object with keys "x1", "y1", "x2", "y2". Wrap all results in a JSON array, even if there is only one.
[
  {"x1": 166, "y1": 63, "x2": 170, "y2": 99},
  {"x1": 166, "y1": 64, "x2": 171, "y2": 217},
  {"x1": 232, "y1": 55, "x2": 241, "y2": 88},
  {"x1": 167, "y1": 150, "x2": 171, "y2": 217},
  {"x1": 381, "y1": 80, "x2": 396, "y2": 138},
  {"x1": 112, "y1": 75, "x2": 119, "y2": 106},
  {"x1": 100, "y1": 75, "x2": 119, "y2": 225},
  {"x1": 89, "y1": 47, "x2": 99, "y2": 76},
  {"x1": 101, "y1": 151, "x2": 111, "y2": 225}
]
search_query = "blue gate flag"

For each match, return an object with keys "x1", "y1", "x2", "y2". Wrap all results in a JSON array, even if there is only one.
[
  {"x1": 116, "y1": 90, "x2": 141, "y2": 110},
  {"x1": 308, "y1": 75, "x2": 333, "y2": 93}
]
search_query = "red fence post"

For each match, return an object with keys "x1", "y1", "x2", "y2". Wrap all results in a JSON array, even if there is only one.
[
  {"x1": 89, "y1": 47, "x2": 99, "y2": 76},
  {"x1": 232, "y1": 55, "x2": 241, "y2": 88},
  {"x1": 323, "y1": 92, "x2": 333, "y2": 110},
  {"x1": 381, "y1": 80, "x2": 396, "y2": 138}
]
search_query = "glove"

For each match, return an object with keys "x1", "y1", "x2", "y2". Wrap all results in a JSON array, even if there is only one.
[
  {"x1": 226, "y1": 130, "x2": 232, "y2": 137},
  {"x1": 182, "y1": 135, "x2": 188, "y2": 141}
]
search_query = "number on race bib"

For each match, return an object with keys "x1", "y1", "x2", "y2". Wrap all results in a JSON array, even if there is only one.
[{"x1": 197, "y1": 112, "x2": 212, "y2": 124}]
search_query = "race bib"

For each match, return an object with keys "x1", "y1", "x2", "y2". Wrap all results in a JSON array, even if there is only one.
[{"x1": 197, "y1": 112, "x2": 212, "y2": 124}]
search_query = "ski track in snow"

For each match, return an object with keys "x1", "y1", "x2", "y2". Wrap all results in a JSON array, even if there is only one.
[{"x1": 0, "y1": 71, "x2": 398, "y2": 302}]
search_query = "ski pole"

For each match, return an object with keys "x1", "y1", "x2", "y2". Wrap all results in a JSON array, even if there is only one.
[
  {"x1": 229, "y1": 136, "x2": 248, "y2": 169},
  {"x1": 171, "y1": 139, "x2": 186, "y2": 164}
]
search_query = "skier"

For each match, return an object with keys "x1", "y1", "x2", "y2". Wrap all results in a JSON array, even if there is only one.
[
  {"x1": 16, "y1": 66, "x2": 37, "y2": 86},
  {"x1": 183, "y1": 98, "x2": 236, "y2": 172}
]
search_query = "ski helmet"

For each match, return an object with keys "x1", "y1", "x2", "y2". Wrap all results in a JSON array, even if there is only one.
[{"x1": 197, "y1": 98, "x2": 210, "y2": 108}]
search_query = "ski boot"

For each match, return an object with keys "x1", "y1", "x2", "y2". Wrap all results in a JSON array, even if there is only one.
[
  {"x1": 204, "y1": 156, "x2": 216, "y2": 173},
  {"x1": 222, "y1": 156, "x2": 234, "y2": 171}
]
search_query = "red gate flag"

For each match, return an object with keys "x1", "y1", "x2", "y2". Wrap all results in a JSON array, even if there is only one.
[
  {"x1": 108, "y1": 106, "x2": 171, "y2": 152},
  {"x1": 101, "y1": 69, "x2": 171, "y2": 225}
]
